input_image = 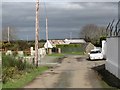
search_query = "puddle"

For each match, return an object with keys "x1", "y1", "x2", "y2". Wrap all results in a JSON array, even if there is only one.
[
  {"x1": 53, "y1": 71, "x2": 72, "y2": 88},
  {"x1": 57, "y1": 56, "x2": 67, "y2": 63},
  {"x1": 76, "y1": 57, "x2": 83, "y2": 62}
]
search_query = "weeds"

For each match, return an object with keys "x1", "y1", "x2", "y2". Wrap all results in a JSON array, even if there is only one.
[{"x1": 2, "y1": 55, "x2": 34, "y2": 83}]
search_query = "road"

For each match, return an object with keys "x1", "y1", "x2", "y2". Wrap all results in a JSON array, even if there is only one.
[{"x1": 24, "y1": 55, "x2": 105, "y2": 88}]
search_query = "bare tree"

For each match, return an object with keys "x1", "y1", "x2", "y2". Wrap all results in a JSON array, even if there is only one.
[{"x1": 80, "y1": 24, "x2": 107, "y2": 45}]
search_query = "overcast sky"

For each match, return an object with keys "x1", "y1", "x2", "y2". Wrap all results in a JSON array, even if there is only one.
[{"x1": 2, "y1": 1, "x2": 118, "y2": 40}]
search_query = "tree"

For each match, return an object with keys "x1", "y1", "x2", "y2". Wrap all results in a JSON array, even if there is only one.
[
  {"x1": 80, "y1": 24, "x2": 107, "y2": 46},
  {"x1": 2, "y1": 27, "x2": 17, "y2": 42}
]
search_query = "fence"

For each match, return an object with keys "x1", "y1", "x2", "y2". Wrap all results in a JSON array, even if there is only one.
[
  {"x1": 1, "y1": 47, "x2": 46, "y2": 65},
  {"x1": 106, "y1": 19, "x2": 120, "y2": 37},
  {"x1": 1, "y1": 50, "x2": 31, "y2": 56}
]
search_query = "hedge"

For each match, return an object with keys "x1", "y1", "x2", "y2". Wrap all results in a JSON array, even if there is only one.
[{"x1": 56, "y1": 44, "x2": 85, "y2": 53}]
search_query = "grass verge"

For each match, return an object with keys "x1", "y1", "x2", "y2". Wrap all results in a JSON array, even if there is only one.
[
  {"x1": 64, "y1": 52, "x2": 84, "y2": 55},
  {"x1": 2, "y1": 66, "x2": 48, "y2": 89},
  {"x1": 48, "y1": 53, "x2": 64, "y2": 57},
  {"x1": 48, "y1": 52, "x2": 84, "y2": 56}
]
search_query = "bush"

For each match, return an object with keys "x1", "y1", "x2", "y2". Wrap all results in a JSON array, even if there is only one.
[
  {"x1": 2, "y1": 55, "x2": 35, "y2": 83},
  {"x1": 2, "y1": 67, "x2": 18, "y2": 83},
  {"x1": 2, "y1": 55, "x2": 18, "y2": 68},
  {"x1": 2, "y1": 66, "x2": 48, "y2": 88},
  {"x1": 2, "y1": 55, "x2": 34, "y2": 70}
]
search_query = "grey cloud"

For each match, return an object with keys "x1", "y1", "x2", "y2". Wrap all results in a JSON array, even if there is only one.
[
  {"x1": 2, "y1": 0, "x2": 120, "y2": 2},
  {"x1": 2, "y1": 2, "x2": 118, "y2": 39}
]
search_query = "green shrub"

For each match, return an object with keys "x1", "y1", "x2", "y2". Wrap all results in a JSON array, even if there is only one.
[
  {"x1": 2, "y1": 67, "x2": 18, "y2": 83},
  {"x1": 2, "y1": 55, "x2": 35, "y2": 83},
  {"x1": 2, "y1": 66, "x2": 48, "y2": 88},
  {"x1": 2, "y1": 55, "x2": 34, "y2": 70},
  {"x1": 2, "y1": 55, "x2": 17, "y2": 68}
]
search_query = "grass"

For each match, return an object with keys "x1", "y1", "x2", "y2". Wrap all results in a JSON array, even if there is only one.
[
  {"x1": 63, "y1": 52, "x2": 84, "y2": 55},
  {"x1": 99, "y1": 79, "x2": 113, "y2": 89},
  {"x1": 2, "y1": 66, "x2": 48, "y2": 89},
  {"x1": 48, "y1": 53, "x2": 65, "y2": 57},
  {"x1": 48, "y1": 52, "x2": 84, "y2": 56}
]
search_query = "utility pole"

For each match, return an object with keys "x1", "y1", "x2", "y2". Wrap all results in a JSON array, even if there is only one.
[
  {"x1": 27, "y1": 35, "x2": 28, "y2": 43},
  {"x1": 8, "y1": 26, "x2": 10, "y2": 43},
  {"x1": 46, "y1": 17, "x2": 48, "y2": 53},
  {"x1": 44, "y1": 2, "x2": 49, "y2": 54},
  {"x1": 70, "y1": 32, "x2": 72, "y2": 40},
  {"x1": 35, "y1": 0, "x2": 39, "y2": 67}
]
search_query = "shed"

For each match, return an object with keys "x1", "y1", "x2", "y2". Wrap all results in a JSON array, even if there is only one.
[{"x1": 85, "y1": 43, "x2": 95, "y2": 54}]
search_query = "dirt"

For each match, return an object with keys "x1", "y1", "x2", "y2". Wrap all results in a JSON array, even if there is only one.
[{"x1": 24, "y1": 55, "x2": 106, "y2": 88}]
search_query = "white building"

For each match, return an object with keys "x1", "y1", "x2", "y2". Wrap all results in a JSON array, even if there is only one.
[
  {"x1": 64, "y1": 39, "x2": 86, "y2": 44},
  {"x1": 44, "y1": 40, "x2": 53, "y2": 49},
  {"x1": 102, "y1": 40, "x2": 107, "y2": 59}
]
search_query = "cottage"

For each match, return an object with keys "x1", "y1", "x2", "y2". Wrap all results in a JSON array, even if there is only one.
[{"x1": 44, "y1": 39, "x2": 66, "y2": 48}]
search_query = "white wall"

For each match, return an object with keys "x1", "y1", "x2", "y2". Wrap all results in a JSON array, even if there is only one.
[
  {"x1": 102, "y1": 40, "x2": 107, "y2": 59},
  {"x1": 105, "y1": 37, "x2": 120, "y2": 79},
  {"x1": 118, "y1": 37, "x2": 120, "y2": 79}
]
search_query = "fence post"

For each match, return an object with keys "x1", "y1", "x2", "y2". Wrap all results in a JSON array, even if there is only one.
[
  {"x1": 48, "y1": 48, "x2": 52, "y2": 54},
  {"x1": 58, "y1": 48, "x2": 61, "y2": 54}
]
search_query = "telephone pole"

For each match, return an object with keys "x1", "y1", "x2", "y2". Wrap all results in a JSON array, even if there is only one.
[
  {"x1": 44, "y1": 2, "x2": 49, "y2": 54},
  {"x1": 46, "y1": 17, "x2": 48, "y2": 53},
  {"x1": 70, "y1": 32, "x2": 72, "y2": 40},
  {"x1": 35, "y1": 0, "x2": 39, "y2": 67},
  {"x1": 8, "y1": 26, "x2": 10, "y2": 43}
]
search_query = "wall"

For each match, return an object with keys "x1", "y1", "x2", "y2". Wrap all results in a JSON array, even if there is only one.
[
  {"x1": 118, "y1": 37, "x2": 120, "y2": 79},
  {"x1": 105, "y1": 37, "x2": 120, "y2": 79},
  {"x1": 102, "y1": 40, "x2": 107, "y2": 59}
]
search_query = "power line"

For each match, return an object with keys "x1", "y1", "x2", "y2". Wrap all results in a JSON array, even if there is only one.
[{"x1": 44, "y1": 0, "x2": 48, "y2": 18}]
